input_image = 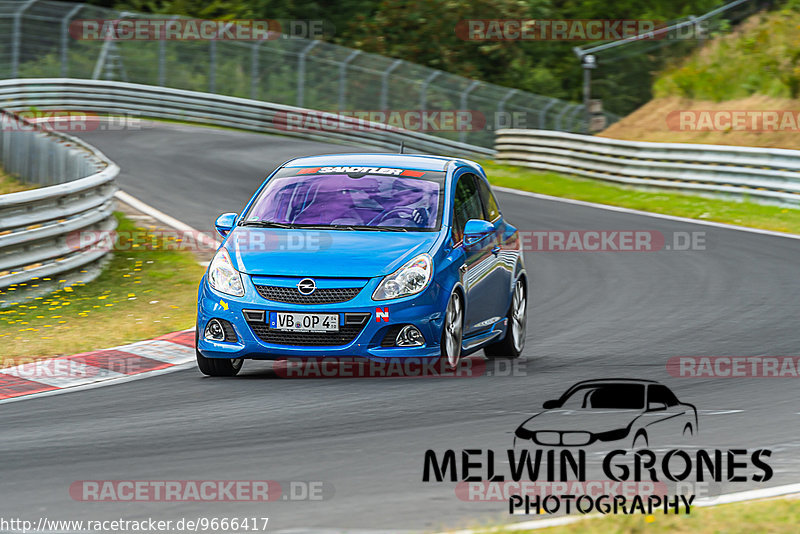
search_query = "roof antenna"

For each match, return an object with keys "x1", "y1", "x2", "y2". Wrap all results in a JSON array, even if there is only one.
[{"x1": 399, "y1": 141, "x2": 405, "y2": 154}]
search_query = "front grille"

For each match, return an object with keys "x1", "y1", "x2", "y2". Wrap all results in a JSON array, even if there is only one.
[
  {"x1": 255, "y1": 285, "x2": 362, "y2": 305},
  {"x1": 246, "y1": 312, "x2": 370, "y2": 346}
]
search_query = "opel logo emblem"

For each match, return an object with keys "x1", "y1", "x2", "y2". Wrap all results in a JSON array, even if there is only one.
[{"x1": 297, "y1": 278, "x2": 316, "y2": 295}]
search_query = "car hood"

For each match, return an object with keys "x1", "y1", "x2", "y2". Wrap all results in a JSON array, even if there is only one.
[
  {"x1": 224, "y1": 227, "x2": 440, "y2": 277},
  {"x1": 517, "y1": 409, "x2": 641, "y2": 434}
]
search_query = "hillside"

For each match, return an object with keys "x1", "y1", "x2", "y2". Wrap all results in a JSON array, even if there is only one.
[{"x1": 601, "y1": 6, "x2": 800, "y2": 149}]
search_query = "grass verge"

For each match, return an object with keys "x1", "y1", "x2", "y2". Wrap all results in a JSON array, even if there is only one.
[
  {"x1": 476, "y1": 497, "x2": 800, "y2": 533},
  {"x1": 0, "y1": 212, "x2": 205, "y2": 362},
  {"x1": 482, "y1": 161, "x2": 800, "y2": 235},
  {"x1": 0, "y1": 168, "x2": 37, "y2": 194}
]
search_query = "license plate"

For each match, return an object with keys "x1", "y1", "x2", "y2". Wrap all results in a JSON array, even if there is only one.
[{"x1": 270, "y1": 312, "x2": 339, "y2": 332}]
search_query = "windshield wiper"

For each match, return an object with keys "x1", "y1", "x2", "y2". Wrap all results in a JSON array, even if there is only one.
[
  {"x1": 239, "y1": 221, "x2": 408, "y2": 232},
  {"x1": 238, "y1": 221, "x2": 297, "y2": 228},
  {"x1": 329, "y1": 224, "x2": 408, "y2": 232}
]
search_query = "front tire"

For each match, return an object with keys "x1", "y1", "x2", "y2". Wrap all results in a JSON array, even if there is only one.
[
  {"x1": 441, "y1": 291, "x2": 464, "y2": 369},
  {"x1": 195, "y1": 329, "x2": 243, "y2": 377},
  {"x1": 484, "y1": 278, "x2": 526, "y2": 359}
]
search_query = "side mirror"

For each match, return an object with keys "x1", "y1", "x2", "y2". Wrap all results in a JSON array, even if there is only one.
[
  {"x1": 647, "y1": 401, "x2": 667, "y2": 412},
  {"x1": 215, "y1": 213, "x2": 238, "y2": 237},
  {"x1": 542, "y1": 400, "x2": 560, "y2": 409},
  {"x1": 463, "y1": 219, "x2": 494, "y2": 249}
]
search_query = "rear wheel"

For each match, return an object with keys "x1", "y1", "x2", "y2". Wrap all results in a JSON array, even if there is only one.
[
  {"x1": 484, "y1": 278, "x2": 526, "y2": 359},
  {"x1": 441, "y1": 291, "x2": 464, "y2": 369},
  {"x1": 195, "y1": 328, "x2": 244, "y2": 377}
]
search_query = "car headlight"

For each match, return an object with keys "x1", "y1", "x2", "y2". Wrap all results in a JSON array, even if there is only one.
[
  {"x1": 373, "y1": 253, "x2": 433, "y2": 301},
  {"x1": 208, "y1": 248, "x2": 244, "y2": 297}
]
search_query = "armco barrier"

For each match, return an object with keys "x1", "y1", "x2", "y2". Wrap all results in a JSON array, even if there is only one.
[
  {"x1": 0, "y1": 78, "x2": 495, "y2": 159},
  {"x1": 495, "y1": 129, "x2": 800, "y2": 206},
  {"x1": 0, "y1": 107, "x2": 118, "y2": 299}
]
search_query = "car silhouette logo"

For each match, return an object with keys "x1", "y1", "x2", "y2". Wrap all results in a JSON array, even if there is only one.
[
  {"x1": 296, "y1": 278, "x2": 316, "y2": 295},
  {"x1": 513, "y1": 378, "x2": 698, "y2": 449}
]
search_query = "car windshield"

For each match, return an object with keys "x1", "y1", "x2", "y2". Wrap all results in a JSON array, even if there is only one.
[
  {"x1": 242, "y1": 167, "x2": 444, "y2": 231},
  {"x1": 559, "y1": 384, "x2": 645, "y2": 410}
]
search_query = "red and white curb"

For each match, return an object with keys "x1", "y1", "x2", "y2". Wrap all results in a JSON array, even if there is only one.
[{"x1": 0, "y1": 329, "x2": 195, "y2": 404}]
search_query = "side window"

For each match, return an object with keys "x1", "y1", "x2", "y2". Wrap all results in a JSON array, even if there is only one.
[
  {"x1": 452, "y1": 174, "x2": 484, "y2": 243},
  {"x1": 648, "y1": 385, "x2": 679, "y2": 407},
  {"x1": 476, "y1": 178, "x2": 500, "y2": 221}
]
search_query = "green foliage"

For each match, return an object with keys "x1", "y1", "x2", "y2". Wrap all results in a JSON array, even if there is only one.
[
  {"x1": 655, "y1": 7, "x2": 800, "y2": 101},
  {"x1": 80, "y1": 0, "x2": 727, "y2": 115}
]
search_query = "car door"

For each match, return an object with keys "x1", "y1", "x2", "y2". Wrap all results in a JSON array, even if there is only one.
[
  {"x1": 475, "y1": 176, "x2": 513, "y2": 321},
  {"x1": 452, "y1": 173, "x2": 496, "y2": 335}
]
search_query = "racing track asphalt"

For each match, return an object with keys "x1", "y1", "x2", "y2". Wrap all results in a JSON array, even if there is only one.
[{"x1": 1, "y1": 123, "x2": 799, "y2": 532}]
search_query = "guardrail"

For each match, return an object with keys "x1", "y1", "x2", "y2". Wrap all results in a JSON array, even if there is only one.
[
  {"x1": 495, "y1": 129, "x2": 800, "y2": 206},
  {"x1": 0, "y1": 107, "x2": 118, "y2": 302},
  {"x1": 0, "y1": 78, "x2": 495, "y2": 159},
  {"x1": 0, "y1": 0, "x2": 611, "y2": 145}
]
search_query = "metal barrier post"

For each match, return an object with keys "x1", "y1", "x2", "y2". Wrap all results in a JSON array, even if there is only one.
[
  {"x1": 250, "y1": 40, "x2": 266, "y2": 100},
  {"x1": 209, "y1": 40, "x2": 217, "y2": 93},
  {"x1": 497, "y1": 89, "x2": 517, "y2": 114},
  {"x1": 338, "y1": 50, "x2": 361, "y2": 111},
  {"x1": 10, "y1": 0, "x2": 38, "y2": 78},
  {"x1": 554, "y1": 103, "x2": 574, "y2": 131},
  {"x1": 296, "y1": 40, "x2": 319, "y2": 108},
  {"x1": 419, "y1": 71, "x2": 440, "y2": 113},
  {"x1": 496, "y1": 89, "x2": 517, "y2": 131},
  {"x1": 61, "y1": 3, "x2": 84, "y2": 77},
  {"x1": 159, "y1": 16, "x2": 179, "y2": 86},
  {"x1": 92, "y1": 12, "x2": 131, "y2": 80},
  {"x1": 539, "y1": 98, "x2": 558, "y2": 129},
  {"x1": 380, "y1": 59, "x2": 403, "y2": 111},
  {"x1": 459, "y1": 81, "x2": 479, "y2": 144}
]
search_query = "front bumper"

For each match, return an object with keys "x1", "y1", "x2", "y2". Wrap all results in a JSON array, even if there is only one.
[{"x1": 196, "y1": 274, "x2": 447, "y2": 360}]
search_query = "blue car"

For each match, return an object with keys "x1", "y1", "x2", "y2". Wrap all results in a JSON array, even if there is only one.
[{"x1": 195, "y1": 153, "x2": 527, "y2": 376}]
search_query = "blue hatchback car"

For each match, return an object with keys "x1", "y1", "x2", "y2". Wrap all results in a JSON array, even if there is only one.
[{"x1": 196, "y1": 153, "x2": 527, "y2": 376}]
